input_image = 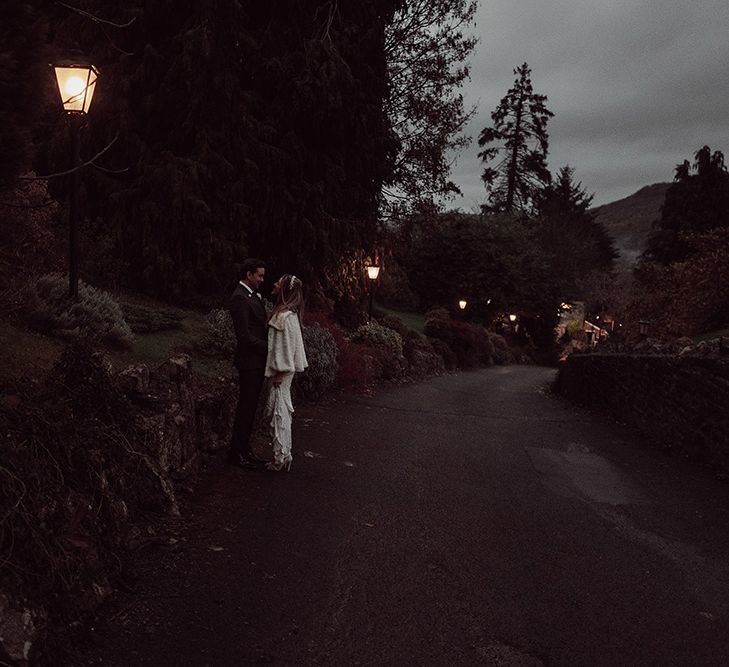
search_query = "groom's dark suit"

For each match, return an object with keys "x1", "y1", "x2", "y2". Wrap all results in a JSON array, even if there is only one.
[{"x1": 229, "y1": 282, "x2": 268, "y2": 461}]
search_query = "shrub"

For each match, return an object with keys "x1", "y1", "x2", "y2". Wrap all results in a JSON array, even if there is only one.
[
  {"x1": 295, "y1": 324, "x2": 338, "y2": 400},
  {"x1": 429, "y1": 338, "x2": 457, "y2": 370},
  {"x1": 121, "y1": 302, "x2": 184, "y2": 334},
  {"x1": 200, "y1": 308, "x2": 236, "y2": 356},
  {"x1": 25, "y1": 273, "x2": 134, "y2": 348},
  {"x1": 488, "y1": 332, "x2": 512, "y2": 364},
  {"x1": 380, "y1": 314, "x2": 409, "y2": 338},
  {"x1": 473, "y1": 326, "x2": 495, "y2": 365},
  {"x1": 424, "y1": 307, "x2": 450, "y2": 322},
  {"x1": 337, "y1": 341, "x2": 384, "y2": 388},
  {"x1": 403, "y1": 333, "x2": 445, "y2": 377},
  {"x1": 351, "y1": 321, "x2": 406, "y2": 380}
]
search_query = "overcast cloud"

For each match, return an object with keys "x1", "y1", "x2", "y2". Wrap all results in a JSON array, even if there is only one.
[{"x1": 450, "y1": 0, "x2": 729, "y2": 209}]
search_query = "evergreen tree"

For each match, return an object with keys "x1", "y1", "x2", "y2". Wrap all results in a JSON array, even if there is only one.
[
  {"x1": 40, "y1": 1, "x2": 399, "y2": 299},
  {"x1": 645, "y1": 145, "x2": 729, "y2": 264},
  {"x1": 384, "y1": 0, "x2": 477, "y2": 209},
  {"x1": 534, "y1": 166, "x2": 617, "y2": 297},
  {"x1": 0, "y1": 1, "x2": 49, "y2": 186},
  {"x1": 478, "y1": 63, "x2": 553, "y2": 214}
]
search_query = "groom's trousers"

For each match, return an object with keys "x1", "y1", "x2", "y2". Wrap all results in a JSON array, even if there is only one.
[{"x1": 230, "y1": 366, "x2": 265, "y2": 457}]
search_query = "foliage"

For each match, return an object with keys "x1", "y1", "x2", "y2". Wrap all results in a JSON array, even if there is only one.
[
  {"x1": 631, "y1": 228, "x2": 729, "y2": 337},
  {"x1": 402, "y1": 332, "x2": 445, "y2": 376},
  {"x1": 478, "y1": 63, "x2": 553, "y2": 213},
  {"x1": 425, "y1": 314, "x2": 493, "y2": 368},
  {"x1": 25, "y1": 273, "x2": 134, "y2": 348},
  {"x1": 384, "y1": 0, "x2": 477, "y2": 206},
  {"x1": 0, "y1": 343, "x2": 174, "y2": 660},
  {"x1": 379, "y1": 313, "x2": 409, "y2": 338},
  {"x1": 644, "y1": 146, "x2": 729, "y2": 264},
  {"x1": 0, "y1": 1, "x2": 49, "y2": 185},
  {"x1": 375, "y1": 255, "x2": 420, "y2": 310},
  {"x1": 337, "y1": 342, "x2": 384, "y2": 388},
  {"x1": 295, "y1": 324, "x2": 338, "y2": 400},
  {"x1": 350, "y1": 320, "x2": 406, "y2": 379},
  {"x1": 121, "y1": 301, "x2": 184, "y2": 334},
  {"x1": 534, "y1": 166, "x2": 618, "y2": 297},
  {"x1": 406, "y1": 211, "x2": 561, "y2": 345},
  {"x1": 428, "y1": 337, "x2": 457, "y2": 370},
  {"x1": 40, "y1": 1, "x2": 399, "y2": 300},
  {"x1": 0, "y1": 180, "x2": 63, "y2": 312},
  {"x1": 199, "y1": 308, "x2": 236, "y2": 357}
]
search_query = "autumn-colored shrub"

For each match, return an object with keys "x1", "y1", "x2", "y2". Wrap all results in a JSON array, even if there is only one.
[{"x1": 337, "y1": 342, "x2": 384, "y2": 388}]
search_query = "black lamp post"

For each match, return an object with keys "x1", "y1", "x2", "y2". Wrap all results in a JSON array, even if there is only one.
[
  {"x1": 366, "y1": 264, "x2": 380, "y2": 324},
  {"x1": 51, "y1": 60, "x2": 99, "y2": 299},
  {"x1": 638, "y1": 319, "x2": 650, "y2": 339}
]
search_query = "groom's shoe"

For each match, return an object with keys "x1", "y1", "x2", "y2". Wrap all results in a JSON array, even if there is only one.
[{"x1": 227, "y1": 452, "x2": 265, "y2": 469}]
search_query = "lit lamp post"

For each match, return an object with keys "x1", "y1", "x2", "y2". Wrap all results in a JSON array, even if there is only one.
[
  {"x1": 51, "y1": 60, "x2": 99, "y2": 299},
  {"x1": 366, "y1": 263, "x2": 380, "y2": 324},
  {"x1": 458, "y1": 299, "x2": 467, "y2": 310}
]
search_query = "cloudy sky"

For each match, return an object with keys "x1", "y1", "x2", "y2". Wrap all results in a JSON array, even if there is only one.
[{"x1": 449, "y1": 0, "x2": 729, "y2": 209}]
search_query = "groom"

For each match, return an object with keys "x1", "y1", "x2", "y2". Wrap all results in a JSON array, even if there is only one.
[{"x1": 228, "y1": 258, "x2": 269, "y2": 468}]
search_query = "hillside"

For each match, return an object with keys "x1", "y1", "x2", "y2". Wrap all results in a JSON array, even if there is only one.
[{"x1": 592, "y1": 182, "x2": 670, "y2": 267}]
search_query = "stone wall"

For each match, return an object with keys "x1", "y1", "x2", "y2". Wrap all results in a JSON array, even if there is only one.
[{"x1": 556, "y1": 354, "x2": 729, "y2": 473}]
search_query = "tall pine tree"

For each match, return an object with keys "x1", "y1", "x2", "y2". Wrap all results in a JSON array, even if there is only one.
[{"x1": 478, "y1": 63, "x2": 552, "y2": 214}]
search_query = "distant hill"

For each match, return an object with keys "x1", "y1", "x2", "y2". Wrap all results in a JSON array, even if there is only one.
[{"x1": 591, "y1": 182, "x2": 671, "y2": 267}]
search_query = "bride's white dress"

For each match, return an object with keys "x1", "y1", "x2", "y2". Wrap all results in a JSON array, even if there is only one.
[{"x1": 264, "y1": 310, "x2": 308, "y2": 465}]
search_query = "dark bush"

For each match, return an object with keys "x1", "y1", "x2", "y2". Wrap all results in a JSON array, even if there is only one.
[
  {"x1": 295, "y1": 324, "x2": 338, "y2": 400},
  {"x1": 429, "y1": 338, "x2": 457, "y2": 371}
]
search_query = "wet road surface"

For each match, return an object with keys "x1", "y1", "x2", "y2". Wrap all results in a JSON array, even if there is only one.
[{"x1": 80, "y1": 366, "x2": 729, "y2": 666}]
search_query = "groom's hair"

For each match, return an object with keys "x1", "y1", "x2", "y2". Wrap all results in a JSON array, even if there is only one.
[{"x1": 238, "y1": 258, "x2": 266, "y2": 280}]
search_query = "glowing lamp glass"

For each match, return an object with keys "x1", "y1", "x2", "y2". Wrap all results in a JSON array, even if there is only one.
[
  {"x1": 458, "y1": 300, "x2": 467, "y2": 310},
  {"x1": 53, "y1": 65, "x2": 98, "y2": 113},
  {"x1": 367, "y1": 266, "x2": 380, "y2": 280},
  {"x1": 509, "y1": 314, "x2": 517, "y2": 322}
]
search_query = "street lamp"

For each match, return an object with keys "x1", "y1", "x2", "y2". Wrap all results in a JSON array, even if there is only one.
[
  {"x1": 51, "y1": 59, "x2": 99, "y2": 299},
  {"x1": 366, "y1": 263, "x2": 380, "y2": 324},
  {"x1": 508, "y1": 314, "x2": 517, "y2": 323},
  {"x1": 638, "y1": 319, "x2": 650, "y2": 339},
  {"x1": 458, "y1": 299, "x2": 467, "y2": 310}
]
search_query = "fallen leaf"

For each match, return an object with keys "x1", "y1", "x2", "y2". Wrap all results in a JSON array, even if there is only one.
[
  {"x1": 209, "y1": 545, "x2": 225, "y2": 552},
  {"x1": 343, "y1": 461, "x2": 355, "y2": 467}
]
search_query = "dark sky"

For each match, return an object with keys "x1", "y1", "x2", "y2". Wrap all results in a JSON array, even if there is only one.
[{"x1": 450, "y1": 0, "x2": 729, "y2": 209}]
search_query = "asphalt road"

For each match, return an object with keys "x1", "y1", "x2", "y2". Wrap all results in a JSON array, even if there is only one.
[{"x1": 80, "y1": 366, "x2": 729, "y2": 666}]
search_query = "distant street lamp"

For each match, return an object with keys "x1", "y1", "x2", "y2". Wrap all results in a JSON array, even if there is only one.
[
  {"x1": 508, "y1": 314, "x2": 517, "y2": 323},
  {"x1": 638, "y1": 319, "x2": 650, "y2": 339},
  {"x1": 458, "y1": 299, "x2": 467, "y2": 310},
  {"x1": 51, "y1": 59, "x2": 99, "y2": 299},
  {"x1": 366, "y1": 263, "x2": 380, "y2": 324}
]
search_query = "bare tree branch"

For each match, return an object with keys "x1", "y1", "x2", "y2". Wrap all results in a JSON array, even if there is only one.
[
  {"x1": 19, "y1": 133, "x2": 120, "y2": 181},
  {"x1": 57, "y1": 2, "x2": 136, "y2": 28}
]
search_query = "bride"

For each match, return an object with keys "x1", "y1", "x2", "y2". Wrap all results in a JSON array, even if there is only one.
[{"x1": 264, "y1": 274, "x2": 308, "y2": 471}]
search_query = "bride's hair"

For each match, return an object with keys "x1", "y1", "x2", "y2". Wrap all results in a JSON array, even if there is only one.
[{"x1": 271, "y1": 274, "x2": 305, "y2": 323}]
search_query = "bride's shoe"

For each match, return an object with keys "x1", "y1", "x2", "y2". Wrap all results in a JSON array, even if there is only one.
[{"x1": 266, "y1": 457, "x2": 292, "y2": 472}]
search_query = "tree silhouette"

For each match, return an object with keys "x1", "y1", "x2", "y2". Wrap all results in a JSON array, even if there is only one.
[
  {"x1": 478, "y1": 63, "x2": 553, "y2": 214},
  {"x1": 534, "y1": 166, "x2": 617, "y2": 297},
  {"x1": 645, "y1": 145, "x2": 729, "y2": 264},
  {"x1": 384, "y1": 0, "x2": 477, "y2": 209}
]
